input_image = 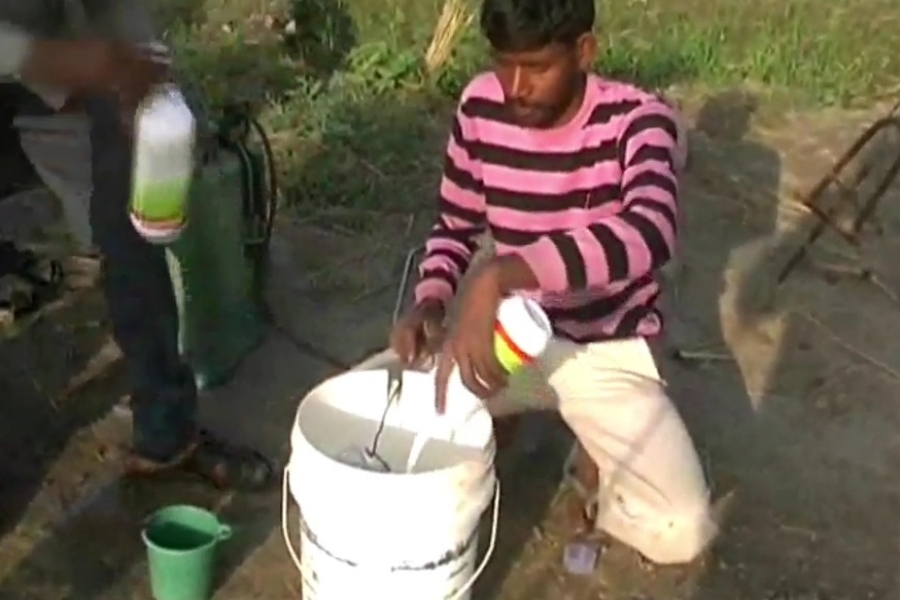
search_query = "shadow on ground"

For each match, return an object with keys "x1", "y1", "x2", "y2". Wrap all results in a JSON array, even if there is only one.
[
  {"x1": 667, "y1": 88, "x2": 781, "y2": 511},
  {"x1": 664, "y1": 89, "x2": 788, "y2": 600},
  {"x1": 675, "y1": 94, "x2": 900, "y2": 599},
  {"x1": 0, "y1": 290, "x2": 133, "y2": 600},
  {"x1": 0, "y1": 322, "x2": 333, "y2": 600}
]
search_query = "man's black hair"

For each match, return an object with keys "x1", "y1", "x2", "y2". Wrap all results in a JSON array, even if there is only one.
[{"x1": 480, "y1": 0, "x2": 595, "y2": 53}]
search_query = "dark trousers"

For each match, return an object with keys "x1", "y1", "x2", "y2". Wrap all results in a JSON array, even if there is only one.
[{"x1": 5, "y1": 85, "x2": 197, "y2": 462}]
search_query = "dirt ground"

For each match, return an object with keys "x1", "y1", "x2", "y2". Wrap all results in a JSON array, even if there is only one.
[{"x1": 3, "y1": 91, "x2": 900, "y2": 599}]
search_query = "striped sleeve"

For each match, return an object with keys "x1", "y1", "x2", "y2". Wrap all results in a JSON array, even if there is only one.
[
  {"x1": 514, "y1": 100, "x2": 679, "y2": 293},
  {"x1": 413, "y1": 103, "x2": 487, "y2": 305}
]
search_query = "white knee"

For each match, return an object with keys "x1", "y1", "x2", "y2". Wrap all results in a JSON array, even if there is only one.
[
  {"x1": 594, "y1": 484, "x2": 716, "y2": 565},
  {"x1": 562, "y1": 385, "x2": 716, "y2": 564}
]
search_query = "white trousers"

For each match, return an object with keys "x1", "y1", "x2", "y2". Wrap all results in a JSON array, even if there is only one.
[{"x1": 354, "y1": 336, "x2": 716, "y2": 565}]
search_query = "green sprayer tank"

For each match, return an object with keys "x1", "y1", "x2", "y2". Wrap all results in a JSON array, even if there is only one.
[{"x1": 164, "y1": 109, "x2": 274, "y2": 390}]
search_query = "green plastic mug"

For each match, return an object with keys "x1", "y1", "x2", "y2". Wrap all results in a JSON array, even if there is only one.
[{"x1": 142, "y1": 505, "x2": 233, "y2": 600}]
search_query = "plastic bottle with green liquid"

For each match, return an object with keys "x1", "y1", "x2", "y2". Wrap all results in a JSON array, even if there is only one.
[{"x1": 129, "y1": 84, "x2": 196, "y2": 244}]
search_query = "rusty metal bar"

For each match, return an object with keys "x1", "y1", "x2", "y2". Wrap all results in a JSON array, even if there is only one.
[{"x1": 777, "y1": 115, "x2": 900, "y2": 283}]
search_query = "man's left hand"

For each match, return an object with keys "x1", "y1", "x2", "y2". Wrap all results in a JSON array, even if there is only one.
[{"x1": 434, "y1": 262, "x2": 507, "y2": 413}]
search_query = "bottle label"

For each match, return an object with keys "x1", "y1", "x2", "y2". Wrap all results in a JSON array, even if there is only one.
[{"x1": 493, "y1": 320, "x2": 533, "y2": 373}]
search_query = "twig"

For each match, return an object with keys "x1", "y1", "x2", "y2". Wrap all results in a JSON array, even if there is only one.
[
  {"x1": 795, "y1": 310, "x2": 900, "y2": 383},
  {"x1": 352, "y1": 153, "x2": 387, "y2": 181},
  {"x1": 869, "y1": 272, "x2": 900, "y2": 304},
  {"x1": 778, "y1": 524, "x2": 818, "y2": 539},
  {"x1": 424, "y1": 0, "x2": 475, "y2": 74},
  {"x1": 816, "y1": 244, "x2": 861, "y2": 264},
  {"x1": 808, "y1": 261, "x2": 900, "y2": 305},
  {"x1": 808, "y1": 261, "x2": 864, "y2": 279},
  {"x1": 54, "y1": 337, "x2": 124, "y2": 406},
  {"x1": 349, "y1": 280, "x2": 394, "y2": 302},
  {"x1": 780, "y1": 190, "x2": 815, "y2": 217},
  {"x1": 885, "y1": 90, "x2": 900, "y2": 117},
  {"x1": 671, "y1": 349, "x2": 734, "y2": 363},
  {"x1": 403, "y1": 214, "x2": 416, "y2": 237}
]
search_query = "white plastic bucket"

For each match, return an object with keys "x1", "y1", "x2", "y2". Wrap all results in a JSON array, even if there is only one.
[{"x1": 282, "y1": 368, "x2": 499, "y2": 600}]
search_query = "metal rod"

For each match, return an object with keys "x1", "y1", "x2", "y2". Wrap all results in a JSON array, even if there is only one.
[
  {"x1": 777, "y1": 115, "x2": 900, "y2": 283},
  {"x1": 393, "y1": 245, "x2": 425, "y2": 324}
]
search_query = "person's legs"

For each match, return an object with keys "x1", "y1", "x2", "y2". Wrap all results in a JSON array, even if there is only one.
[
  {"x1": 545, "y1": 337, "x2": 715, "y2": 565},
  {"x1": 16, "y1": 93, "x2": 197, "y2": 461},
  {"x1": 81, "y1": 95, "x2": 199, "y2": 463},
  {"x1": 15, "y1": 91, "x2": 272, "y2": 487}
]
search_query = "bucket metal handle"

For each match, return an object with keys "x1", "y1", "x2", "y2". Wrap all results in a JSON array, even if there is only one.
[
  {"x1": 281, "y1": 467, "x2": 500, "y2": 599},
  {"x1": 446, "y1": 478, "x2": 500, "y2": 600},
  {"x1": 393, "y1": 245, "x2": 425, "y2": 325}
]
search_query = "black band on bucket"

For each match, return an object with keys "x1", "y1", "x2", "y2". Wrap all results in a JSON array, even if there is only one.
[{"x1": 299, "y1": 516, "x2": 479, "y2": 572}]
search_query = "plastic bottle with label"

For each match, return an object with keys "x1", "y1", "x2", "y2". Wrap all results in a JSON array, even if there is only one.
[
  {"x1": 493, "y1": 295, "x2": 552, "y2": 373},
  {"x1": 129, "y1": 85, "x2": 196, "y2": 244}
]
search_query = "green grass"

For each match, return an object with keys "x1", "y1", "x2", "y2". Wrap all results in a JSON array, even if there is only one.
[
  {"x1": 152, "y1": 0, "x2": 900, "y2": 229},
  {"x1": 598, "y1": 0, "x2": 900, "y2": 105}
]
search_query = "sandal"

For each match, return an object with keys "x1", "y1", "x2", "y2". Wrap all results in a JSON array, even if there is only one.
[
  {"x1": 0, "y1": 241, "x2": 64, "y2": 317},
  {"x1": 126, "y1": 428, "x2": 276, "y2": 491}
]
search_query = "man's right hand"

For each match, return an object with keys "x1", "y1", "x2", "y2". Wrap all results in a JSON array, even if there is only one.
[
  {"x1": 21, "y1": 39, "x2": 165, "y2": 107},
  {"x1": 389, "y1": 299, "x2": 447, "y2": 368}
]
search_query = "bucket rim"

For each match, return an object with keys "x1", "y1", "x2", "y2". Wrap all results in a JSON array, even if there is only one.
[
  {"x1": 141, "y1": 504, "x2": 232, "y2": 555},
  {"x1": 286, "y1": 443, "x2": 495, "y2": 483},
  {"x1": 292, "y1": 369, "x2": 490, "y2": 427},
  {"x1": 291, "y1": 369, "x2": 494, "y2": 479}
]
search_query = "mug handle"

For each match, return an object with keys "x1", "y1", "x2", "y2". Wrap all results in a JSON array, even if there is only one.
[{"x1": 217, "y1": 523, "x2": 233, "y2": 541}]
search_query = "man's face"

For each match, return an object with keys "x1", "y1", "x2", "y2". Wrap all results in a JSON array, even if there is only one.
[{"x1": 491, "y1": 36, "x2": 592, "y2": 128}]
